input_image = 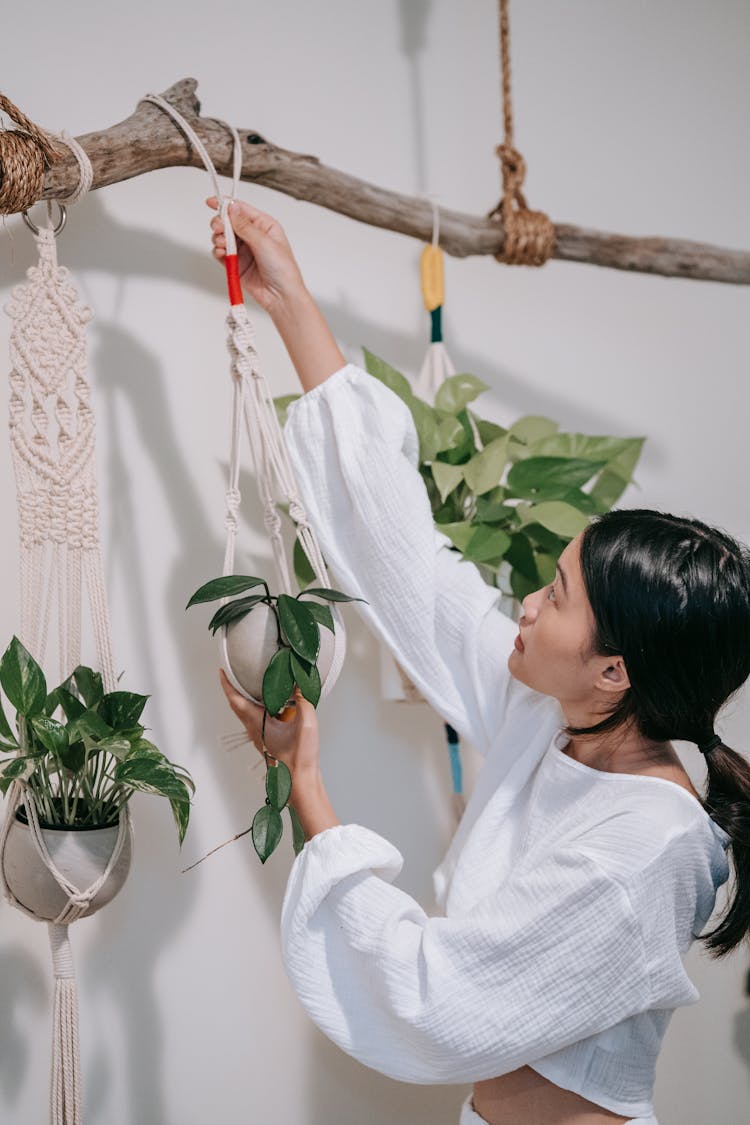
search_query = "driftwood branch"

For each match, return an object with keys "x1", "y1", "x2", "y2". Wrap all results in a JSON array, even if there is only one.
[{"x1": 27, "y1": 78, "x2": 750, "y2": 286}]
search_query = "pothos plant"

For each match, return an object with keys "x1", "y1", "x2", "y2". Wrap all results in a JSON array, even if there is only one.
[
  {"x1": 273, "y1": 349, "x2": 646, "y2": 602},
  {"x1": 186, "y1": 575, "x2": 366, "y2": 863},
  {"x1": 0, "y1": 636, "x2": 194, "y2": 844}
]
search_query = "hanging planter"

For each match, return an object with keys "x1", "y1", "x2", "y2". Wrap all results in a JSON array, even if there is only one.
[{"x1": 2, "y1": 809, "x2": 132, "y2": 922}]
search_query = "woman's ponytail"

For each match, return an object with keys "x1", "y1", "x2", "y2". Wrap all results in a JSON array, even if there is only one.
[{"x1": 700, "y1": 740, "x2": 750, "y2": 957}]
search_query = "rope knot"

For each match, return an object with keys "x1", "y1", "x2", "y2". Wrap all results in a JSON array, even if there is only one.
[
  {"x1": 0, "y1": 91, "x2": 62, "y2": 214},
  {"x1": 287, "y1": 498, "x2": 312, "y2": 532}
]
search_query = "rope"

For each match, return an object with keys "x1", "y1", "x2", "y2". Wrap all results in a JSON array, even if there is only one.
[
  {"x1": 55, "y1": 132, "x2": 93, "y2": 205},
  {"x1": 0, "y1": 92, "x2": 62, "y2": 214},
  {"x1": 143, "y1": 93, "x2": 347, "y2": 702},
  {"x1": 487, "y1": 0, "x2": 555, "y2": 267}
]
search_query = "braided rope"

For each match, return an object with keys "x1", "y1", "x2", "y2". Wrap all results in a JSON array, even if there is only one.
[
  {"x1": 0, "y1": 92, "x2": 61, "y2": 214},
  {"x1": 487, "y1": 0, "x2": 555, "y2": 266}
]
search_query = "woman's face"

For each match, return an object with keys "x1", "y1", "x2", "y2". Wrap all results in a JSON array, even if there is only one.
[{"x1": 507, "y1": 532, "x2": 628, "y2": 711}]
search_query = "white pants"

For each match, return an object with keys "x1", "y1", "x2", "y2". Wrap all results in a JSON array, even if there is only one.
[{"x1": 459, "y1": 1092, "x2": 659, "y2": 1124}]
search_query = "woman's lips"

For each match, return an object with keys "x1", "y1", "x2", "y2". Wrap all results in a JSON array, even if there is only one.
[{"x1": 514, "y1": 632, "x2": 525, "y2": 652}]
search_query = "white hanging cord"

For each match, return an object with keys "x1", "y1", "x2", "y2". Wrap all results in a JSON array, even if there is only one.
[{"x1": 143, "y1": 93, "x2": 347, "y2": 699}]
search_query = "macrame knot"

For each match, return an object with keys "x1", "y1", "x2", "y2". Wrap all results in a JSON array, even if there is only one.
[
  {"x1": 0, "y1": 92, "x2": 62, "y2": 214},
  {"x1": 488, "y1": 143, "x2": 555, "y2": 268},
  {"x1": 287, "y1": 498, "x2": 312, "y2": 534},
  {"x1": 263, "y1": 500, "x2": 283, "y2": 538},
  {"x1": 224, "y1": 486, "x2": 241, "y2": 533}
]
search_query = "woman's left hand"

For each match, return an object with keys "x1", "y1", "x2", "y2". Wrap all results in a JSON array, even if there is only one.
[{"x1": 219, "y1": 670, "x2": 340, "y2": 839}]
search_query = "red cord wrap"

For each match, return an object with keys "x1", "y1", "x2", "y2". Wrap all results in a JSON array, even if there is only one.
[{"x1": 225, "y1": 255, "x2": 243, "y2": 306}]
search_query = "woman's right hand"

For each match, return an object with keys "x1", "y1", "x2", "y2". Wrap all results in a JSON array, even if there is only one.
[{"x1": 207, "y1": 196, "x2": 307, "y2": 315}]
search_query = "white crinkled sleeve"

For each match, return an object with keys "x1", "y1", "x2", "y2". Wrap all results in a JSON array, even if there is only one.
[
  {"x1": 283, "y1": 363, "x2": 520, "y2": 756},
  {"x1": 280, "y1": 823, "x2": 652, "y2": 1085}
]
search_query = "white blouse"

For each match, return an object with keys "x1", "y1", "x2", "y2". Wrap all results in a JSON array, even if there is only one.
[{"x1": 280, "y1": 362, "x2": 731, "y2": 1119}]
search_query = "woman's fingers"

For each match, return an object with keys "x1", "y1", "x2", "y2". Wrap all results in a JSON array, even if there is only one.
[{"x1": 219, "y1": 669, "x2": 264, "y2": 748}]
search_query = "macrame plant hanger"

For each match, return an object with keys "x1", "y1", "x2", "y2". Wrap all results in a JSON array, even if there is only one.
[
  {"x1": 0, "y1": 96, "x2": 129, "y2": 1125},
  {"x1": 141, "y1": 94, "x2": 346, "y2": 702}
]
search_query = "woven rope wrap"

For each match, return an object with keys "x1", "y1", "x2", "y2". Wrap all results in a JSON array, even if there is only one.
[
  {"x1": 488, "y1": 0, "x2": 555, "y2": 267},
  {"x1": 0, "y1": 92, "x2": 61, "y2": 214}
]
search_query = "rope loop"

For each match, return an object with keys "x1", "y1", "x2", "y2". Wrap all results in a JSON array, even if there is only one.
[
  {"x1": 487, "y1": 0, "x2": 555, "y2": 267},
  {"x1": 0, "y1": 91, "x2": 62, "y2": 214}
]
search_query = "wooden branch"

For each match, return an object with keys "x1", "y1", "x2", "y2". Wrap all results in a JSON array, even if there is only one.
[{"x1": 26, "y1": 78, "x2": 750, "y2": 286}]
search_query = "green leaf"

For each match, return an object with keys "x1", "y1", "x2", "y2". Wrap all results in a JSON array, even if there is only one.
[
  {"x1": 361, "y1": 348, "x2": 414, "y2": 403},
  {"x1": 507, "y1": 457, "x2": 605, "y2": 499},
  {"x1": 208, "y1": 595, "x2": 266, "y2": 635},
  {"x1": 186, "y1": 575, "x2": 268, "y2": 609},
  {"x1": 262, "y1": 649, "x2": 295, "y2": 717},
  {"x1": 297, "y1": 599, "x2": 334, "y2": 633},
  {"x1": 0, "y1": 637, "x2": 47, "y2": 718},
  {"x1": 252, "y1": 804, "x2": 284, "y2": 863},
  {"x1": 46, "y1": 686, "x2": 86, "y2": 722},
  {"x1": 0, "y1": 697, "x2": 16, "y2": 742},
  {"x1": 435, "y1": 521, "x2": 475, "y2": 553},
  {"x1": 301, "y1": 587, "x2": 367, "y2": 605},
  {"x1": 409, "y1": 397, "x2": 443, "y2": 463},
  {"x1": 510, "y1": 567, "x2": 538, "y2": 602},
  {"x1": 509, "y1": 415, "x2": 559, "y2": 444},
  {"x1": 277, "y1": 595, "x2": 320, "y2": 663},
  {"x1": 288, "y1": 804, "x2": 306, "y2": 855},
  {"x1": 504, "y1": 532, "x2": 540, "y2": 582},
  {"x1": 434, "y1": 373, "x2": 489, "y2": 414},
  {"x1": 463, "y1": 525, "x2": 512, "y2": 565},
  {"x1": 534, "y1": 551, "x2": 558, "y2": 584},
  {"x1": 60, "y1": 740, "x2": 86, "y2": 773},
  {"x1": 266, "y1": 759, "x2": 292, "y2": 810},
  {"x1": 474, "y1": 488, "x2": 510, "y2": 523},
  {"x1": 67, "y1": 709, "x2": 113, "y2": 744},
  {"x1": 434, "y1": 409, "x2": 475, "y2": 465},
  {"x1": 528, "y1": 433, "x2": 636, "y2": 463},
  {"x1": 435, "y1": 415, "x2": 466, "y2": 453},
  {"x1": 430, "y1": 461, "x2": 464, "y2": 503},
  {"x1": 273, "y1": 392, "x2": 302, "y2": 429},
  {"x1": 521, "y1": 522, "x2": 569, "y2": 556},
  {"x1": 73, "y1": 666, "x2": 104, "y2": 708},
  {"x1": 473, "y1": 417, "x2": 507, "y2": 446},
  {"x1": 98, "y1": 691, "x2": 149, "y2": 730},
  {"x1": 290, "y1": 650, "x2": 322, "y2": 707},
  {"x1": 0, "y1": 755, "x2": 37, "y2": 783},
  {"x1": 462, "y1": 435, "x2": 510, "y2": 495},
  {"x1": 518, "y1": 501, "x2": 590, "y2": 539},
  {"x1": 30, "y1": 716, "x2": 69, "y2": 757},
  {"x1": 170, "y1": 796, "x2": 191, "y2": 846},
  {"x1": 293, "y1": 537, "x2": 317, "y2": 589},
  {"x1": 92, "y1": 736, "x2": 133, "y2": 762}
]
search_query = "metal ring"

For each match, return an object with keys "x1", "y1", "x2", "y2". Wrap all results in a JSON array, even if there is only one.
[{"x1": 22, "y1": 201, "x2": 67, "y2": 237}]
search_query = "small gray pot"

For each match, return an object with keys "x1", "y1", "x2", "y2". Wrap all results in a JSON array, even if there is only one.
[
  {"x1": 2, "y1": 812, "x2": 133, "y2": 922},
  {"x1": 220, "y1": 601, "x2": 335, "y2": 706}
]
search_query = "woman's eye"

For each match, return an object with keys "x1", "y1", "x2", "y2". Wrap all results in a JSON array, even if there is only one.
[{"x1": 547, "y1": 584, "x2": 556, "y2": 602}]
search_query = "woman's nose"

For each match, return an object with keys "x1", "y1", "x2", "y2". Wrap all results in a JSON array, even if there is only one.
[{"x1": 521, "y1": 589, "x2": 540, "y2": 623}]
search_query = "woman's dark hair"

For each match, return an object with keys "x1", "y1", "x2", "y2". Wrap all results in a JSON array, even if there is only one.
[{"x1": 569, "y1": 508, "x2": 750, "y2": 958}]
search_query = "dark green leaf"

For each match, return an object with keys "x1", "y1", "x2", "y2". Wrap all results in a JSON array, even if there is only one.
[
  {"x1": 266, "y1": 759, "x2": 292, "y2": 810},
  {"x1": 504, "y1": 532, "x2": 540, "y2": 583},
  {"x1": 73, "y1": 665, "x2": 104, "y2": 708},
  {"x1": 301, "y1": 587, "x2": 367, "y2": 605},
  {"x1": 252, "y1": 804, "x2": 284, "y2": 863},
  {"x1": 0, "y1": 636, "x2": 47, "y2": 717},
  {"x1": 262, "y1": 649, "x2": 295, "y2": 717},
  {"x1": 510, "y1": 567, "x2": 538, "y2": 602},
  {"x1": 60, "y1": 740, "x2": 86, "y2": 773},
  {"x1": 0, "y1": 697, "x2": 15, "y2": 742},
  {"x1": 288, "y1": 804, "x2": 306, "y2": 855},
  {"x1": 434, "y1": 373, "x2": 489, "y2": 414},
  {"x1": 507, "y1": 457, "x2": 605, "y2": 499},
  {"x1": 520, "y1": 522, "x2": 569, "y2": 556},
  {"x1": 170, "y1": 796, "x2": 191, "y2": 846},
  {"x1": 472, "y1": 416, "x2": 507, "y2": 446},
  {"x1": 67, "y1": 709, "x2": 113, "y2": 743},
  {"x1": 277, "y1": 595, "x2": 320, "y2": 663},
  {"x1": 98, "y1": 691, "x2": 149, "y2": 730},
  {"x1": 297, "y1": 600, "x2": 334, "y2": 633},
  {"x1": 208, "y1": 595, "x2": 266, "y2": 635},
  {"x1": 293, "y1": 537, "x2": 317, "y2": 589},
  {"x1": 46, "y1": 686, "x2": 86, "y2": 722},
  {"x1": 186, "y1": 575, "x2": 268, "y2": 609},
  {"x1": 290, "y1": 651, "x2": 322, "y2": 707}
]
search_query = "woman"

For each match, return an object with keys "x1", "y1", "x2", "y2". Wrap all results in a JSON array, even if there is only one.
[{"x1": 208, "y1": 198, "x2": 750, "y2": 1125}]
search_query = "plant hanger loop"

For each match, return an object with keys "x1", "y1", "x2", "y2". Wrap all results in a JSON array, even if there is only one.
[{"x1": 487, "y1": 0, "x2": 555, "y2": 267}]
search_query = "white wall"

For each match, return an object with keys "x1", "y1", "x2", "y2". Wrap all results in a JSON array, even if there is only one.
[{"x1": 1, "y1": 2, "x2": 749, "y2": 1122}]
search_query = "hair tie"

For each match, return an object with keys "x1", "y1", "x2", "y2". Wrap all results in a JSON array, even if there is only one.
[{"x1": 698, "y1": 733, "x2": 722, "y2": 755}]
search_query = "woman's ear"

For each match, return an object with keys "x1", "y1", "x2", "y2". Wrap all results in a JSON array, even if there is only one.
[{"x1": 598, "y1": 657, "x2": 631, "y2": 696}]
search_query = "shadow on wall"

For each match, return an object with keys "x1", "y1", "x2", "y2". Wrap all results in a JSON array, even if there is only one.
[{"x1": 0, "y1": 942, "x2": 47, "y2": 1108}]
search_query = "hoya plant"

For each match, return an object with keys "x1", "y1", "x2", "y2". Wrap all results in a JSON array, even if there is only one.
[
  {"x1": 187, "y1": 574, "x2": 366, "y2": 862},
  {"x1": 0, "y1": 637, "x2": 194, "y2": 844},
  {"x1": 274, "y1": 349, "x2": 645, "y2": 601}
]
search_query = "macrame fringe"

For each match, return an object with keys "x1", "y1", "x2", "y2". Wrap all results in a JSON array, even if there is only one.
[{"x1": 49, "y1": 924, "x2": 82, "y2": 1125}]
